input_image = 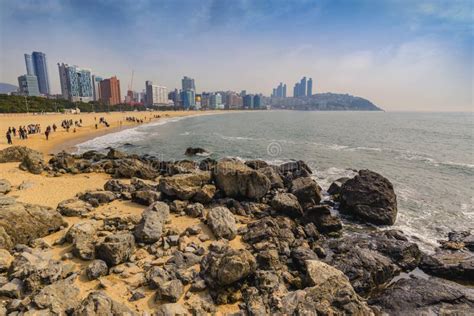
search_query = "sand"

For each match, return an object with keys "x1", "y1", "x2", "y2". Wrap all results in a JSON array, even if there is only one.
[{"x1": 0, "y1": 110, "x2": 242, "y2": 314}]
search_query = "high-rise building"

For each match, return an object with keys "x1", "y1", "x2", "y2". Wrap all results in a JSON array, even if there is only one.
[
  {"x1": 209, "y1": 93, "x2": 223, "y2": 109},
  {"x1": 271, "y1": 82, "x2": 288, "y2": 98},
  {"x1": 243, "y1": 94, "x2": 254, "y2": 108},
  {"x1": 283, "y1": 84, "x2": 287, "y2": 98},
  {"x1": 31, "y1": 52, "x2": 50, "y2": 95},
  {"x1": 307, "y1": 78, "x2": 313, "y2": 96},
  {"x1": 180, "y1": 89, "x2": 195, "y2": 109},
  {"x1": 181, "y1": 76, "x2": 196, "y2": 91},
  {"x1": 299, "y1": 77, "x2": 307, "y2": 97},
  {"x1": 225, "y1": 93, "x2": 243, "y2": 109},
  {"x1": 99, "y1": 76, "x2": 121, "y2": 105},
  {"x1": 92, "y1": 75, "x2": 103, "y2": 101},
  {"x1": 24, "y1": 54, "x2": 34, "y2": 76},
  {"x1": 253, "y1": 94, "x2": 262, "y2": 109},
  {"x1": 145, "y1": 81, "x2": 168, "y2": 106},
  {"x1": 293, "y1": 83, "x2": 299, "y2": 97},
  {"x1": 17, "y1": 75, "x2": 40, "y2": 96},
  {"x1": 58, "y1": 63, "x2": 93, "y2": 102}
]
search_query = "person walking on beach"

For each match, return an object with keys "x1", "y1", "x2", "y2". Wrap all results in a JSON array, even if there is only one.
[
  {"x1": 6, "y1": 131, "x2": 12, "y2": 145},
  {"x1": 45, "y1": 126, "x2": 51, "y2": 140},
  {"x1": 52, "y1": 124, "x2": 57, "y2": 132}
]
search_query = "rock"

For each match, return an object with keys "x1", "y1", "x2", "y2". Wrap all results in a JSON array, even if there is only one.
[
  {"x1": 322, "y1": 230, "x2": 422, "y2": 295},
  {"x1": 280, "y1": 260, "x2": 373, "y2": 315},
  {"x1": 185, "y1": 147, "x2": 208, "y2": 156},
  {"x1": 214, "y1": 159, "x2": 271, "y2": 200},
  {"x1": 368, "y1": 277, "x2": 474, "y2": 315},
  {"x1": 48, "y1": 151, "x2": 76, "y2": 171},
  {"x1": 106, "y1": 148, "x2": 127, "y2": 160},
  {"x1": 339, "y1": 169, "x2": 398, "y2": 225},
  {"x1": 33, "y1": 276, "x2": 81, "y2": 314},
  {"x1": 114, "y1": 158, "x2": 158, "y2": 180},
  {"x1": 78, "y1": 190, "x2": 116, "y2": 206},
  {"x1": 96, "y1": 232, "x2": 135, "y2": 266},
  {"x1": 66, "y1": 221, "x2": 98, "y2": 260},
  {"x1": 0, "y1": 278, "x2": 23, "y2": 298},
  {"x1": 156, "y1": 279, "x2": 184, "y2": 302},
  {"x1": 86, "y1": 260, "x2": 109, "y2": 280},
  {"x1": 206, "y1": 206, "x2": 237, "y2": 240},
  {"x1": 420, "y1": 250, "x2": 474, "y2": 282},
  {"x1": 199, "y1": 158, "x2": 217, "y2": 172},
  {"x1": 193, "y1": 184, "x2": 216, "y2": 204},
  {"x1": 271, "y1": 193, "x2": 303, "y2": 218},
  {"x1": 129, "y1": 290, "x2": 145, "y2": 301},
  {"x1": 185, "y1": 203, "x2": 204, "y2": 218},
  {"x1": 440, "y1": 231, "x2": 473, "y2": 251},
  {"x1": 155, "y1": 303, "x2": 188, "y2": 316},
  {"x1": 0, "y1": 146, "x2": 42, "y2": 163},
  {"x1": 134, "y1": 202, "x2": 170, "y2": 244},
  {"x1": 201, "y1": 246, "x2": 256, "y2": 287},
  {"x1": 0, "y1": 249, "x2": 13, "y2": 271},
  {"x1": 9, "y1": 249, "x2": 65, "y2": 293},
  {"x1": 57, "y1": 198, "x2": 94, "y2": 217},
  {"x1": 327, "y1": 177, "x2": 350, "y2": 195},
  {"x1": 259, "y1": 166, "x2": 284, "y2": 189},
  {"x1": 131, "y1": 190, "x2": 161, "y2": 206},
  {"x1": 19, "y1": 151, "x2": 45, "y2": 174},
  {"x1": 245, "y1": 160, "x2": 268, "y2": 170},
  {"x1": 0, "y1": 201, "x2": 66, "y2": 250},
  {"x1": 290, "y1": 177, "x2": 322, "y2": 209},
  {"x1": 73, "y1": 291, "x2": 137, "y2": 315},
  {"x1": 103, "y1": 179, "x2": 134, "y2": 193},
  {"x1": 0, "y1": 179, "x2": 11, "y2": 194},
  {"x1": 159, "y1": 171, "x2": 211, "y2": 200},
  {"x1": 303, "y1": 205, "x2": 342, "y2": 234}
]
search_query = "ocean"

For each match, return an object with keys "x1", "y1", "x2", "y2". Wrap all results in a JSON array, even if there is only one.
[{"x1": 77, "y1": 111, "x2": 474, "y2": 250}]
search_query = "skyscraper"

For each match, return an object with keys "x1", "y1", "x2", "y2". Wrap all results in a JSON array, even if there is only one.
[
  {"x1": 92, "y1": 75, "x2": 103, "y2": 101},
  {"x1": 24, "y1": 54, "x2": 34, "y2": 76},
  {"x1": 243, "y1": 94, "x2": 254, "y2": 108},
  {"x1": 283, "y1": 84, "x2": 287, "y2": 97},
  {"x1": 181, "y1": 76, "x2": 196, "y2": 91},
  {"x1": 307, "y1": 78, "x2": 313, "y2": 96},
  {"x1": 31, "y1": 52, "x2": 50, "y2": 95},
  {"x1": 99, "y1": 76, "x2": 121, "y2": 105},
  {"x1": 145, "y1": 81, "x2": 168, "y2": 106},
  {"x1": 17, "y1": 75, "x2": 40, "y2": 96},
  {"x1": 180, "y1": 90, "x2": 195, "y2": 109},
  {"x1": 299, "y1": 77, "x2": 307, "y2": 97},
  {"x1": 293, "y1": 83, "x2": 299, "y2": 97},
  {"x1": 58, "y1": 63, "x2": 93, "y2": 102},
  {"x1": 253, "y1": 94, "x2": 262, "y2": 109}
]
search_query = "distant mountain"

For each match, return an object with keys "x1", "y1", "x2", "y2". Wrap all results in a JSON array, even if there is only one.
[
  {"x1": 0, "y1": 83, "x2": 18, "y2": 94},
  {"x1": 270, "y1": 93, "x2": 383, "y2": 111}
]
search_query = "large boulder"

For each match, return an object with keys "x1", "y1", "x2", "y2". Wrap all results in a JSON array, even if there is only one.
[
  {"x1": 159, "y1": 172, "x2": 211, "y2": 200},
  {"x1": 78, "y1": 190, "x2": 116, "y2": 206},
  {"x1": 259, "y1": 166, "x2": 284, "y2": 189},
  {"x1": 86, "y1": 260, "x2": 108, "y2": 280},
  {"x1": 271, "y1": 193, "x2": 303, "y2": 218},
  {"x1": 185, "y1": 147, "x2": 208, "y2": 156},
  {"x1": 280, "y1": 260, "x2": 374, "y2": 315},
  {"x1": 57, "y1": 198, "x2": 94, "y2": 217},
  {"x1": 0, "y1": 146, "x2": 42, "y2": 163},
  {"x1": 19, "y1": 151, "x2": 46, "y2": 174},
  {"x1": 0, "y1": 200, "x2": 66, "y2": 250},
  {"x1": 33, "y1": 276, "x2": 81, "y2": 314},
  {"x1": 369, "y1": 277, "x2": 474, "y2": 315},
  {"x1": 0, "y1": 249, "x2": 13, "y2": 271},
  {"x1": 201, "y1": 246, "x2": 257, "y2": 287},
  {"x1": 132, "y1": 190, "x2": 161, "y2": 206},
  {"x1": 73, "y1": 291, "x2": 137, "y2": 315},
  {"x1": 303, "y1": 205, "x2": 342, "y2": 234},
  {"x1": 48, "y1": 151, "x2": 76, "y2": 171},
  {"x1": 66, "y1": 221, "x2": 98, "y2": 260},
  {"x1": 420, "y1": 250, "x2": 474, "y2": 282},
  {"x1": 206, "y1": 206, "x2": 237, "y2": 240},
  {"x1": 214, "y1": 160, "x2": 271, "y2": 200},
  {"x1": 290, "y1": 177, "x2": 322, "y2": 209},
  {"x1": 134, "y1": 202, "x2": 170, "y2": 244},
  {"x1": 114, "y1": 158, "x2": 158, "y2": 180},
  {"x1": 96, "y1": 232, "x2": 135, "y2": 266},
  {"x1": 339, "y1": 170, "x2": 397, "y2": 225},
  {"x1": 0, "y1": 179, "x2": 12, "y2": 194}
]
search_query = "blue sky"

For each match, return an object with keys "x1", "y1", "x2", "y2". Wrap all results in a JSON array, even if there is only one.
[{"x1": 0, "y1": 0, "x2": 472, "y2": 111}]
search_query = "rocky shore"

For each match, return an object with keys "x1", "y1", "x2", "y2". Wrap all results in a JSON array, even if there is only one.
[{"x1": 0, "y1": 145, "x2": 472, "y2": 315}]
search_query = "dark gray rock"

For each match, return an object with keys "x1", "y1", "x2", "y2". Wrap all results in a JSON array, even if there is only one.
[
  {"x1": 327, "y1": 177, "x2": 350, "y2": 195},
  {"x1": 114, "y1": 158, "x2": 158, "y2": 180},
  {"x1": 259, "y1": 166, "x2": 284, "y2": 189},
  {"x1": 78, "y1": 190, "x2": 116, "y2": 206},
  {"x1": 214, "y1": 159, "x2": 271, "y2": 200},
  {"x1": 339, "y1": 169, "x2": 398, "y2": 225},
  {"x1": 290, "y1": 177, "x2": 322, "y2": 209},
  {"x1": 185, "y1": 203, "x2": 204, "y2": 218},
  {"x1": 134, "y1": 202, "x2": 169, "y2": 244},
  {"x1": 206, "y1": 206, "x2": 237, "y2": 240},
  {"x1": 96, "y1": 232, "x2": 135, "y2": 266},
  {"x1": 66, "y1": 221, "x2": 98, "y2": 260},
  {"x1": 271, "y1": 192, "x2": 303, "y2": 218},
  {"x1": 132, "y1": 190, "x2": 161, "y2": 206},
  {"x1": 420, "y1": 250, "x2": 474, "y2": 282},
  {"x1": 33, "y1": 276, "x2": 81, "y2": 314},
  {"x1": 86, "y1": 260, "x2": 109, "y2": 280},
  {"x1": 185, "y1": 147, "x2": 208, "y2": 156},
  {"x1": 57, "y1": 198, "x2": 94, "y2": 217},
  {"x1": 156, "y1": 279, "x2": 184, "y2": 302},
  {"x1": 73, "y1": 291, "x2": 137, "y2": 315}
]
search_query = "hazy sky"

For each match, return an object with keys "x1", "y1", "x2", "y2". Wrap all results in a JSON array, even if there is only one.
[{"x1": 0, "y1": 0, "x2": 472, "y2": 111}]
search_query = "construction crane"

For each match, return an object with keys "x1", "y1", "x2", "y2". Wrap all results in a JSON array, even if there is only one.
[{"x1": 127, "y1": 69, "x2": 135, "y2": 105}]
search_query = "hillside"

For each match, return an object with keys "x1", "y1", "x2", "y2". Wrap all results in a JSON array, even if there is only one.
[
  {"x1": 0, "y1": 83, "x2": 18, "y2": 94},
  {"x1": 270, "y1": 93, "x2": 383, "y2": 111}
]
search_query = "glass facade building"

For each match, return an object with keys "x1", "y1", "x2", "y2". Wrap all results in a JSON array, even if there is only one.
[
  {"x1": 58, "y1": 63, "x2": 93, "y2": 102},
  {"x1": 17, "y1": 75, "x2": 40, "y2": 96},
  {"x1": 31, "y1": 52, "x2": 50, "y2": 95},
  {"x1": 24, "y1": 54, "x2": 34, "y2": 76}
]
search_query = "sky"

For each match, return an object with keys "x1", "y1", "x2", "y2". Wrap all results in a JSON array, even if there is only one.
[{"x1": 0, "y1": 0, "x2": 472, "y2": 111}]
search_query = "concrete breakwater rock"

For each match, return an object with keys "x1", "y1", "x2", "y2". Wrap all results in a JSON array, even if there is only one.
[{"x1": 0, "y1": 146, "x2": 472, "y2": 315}]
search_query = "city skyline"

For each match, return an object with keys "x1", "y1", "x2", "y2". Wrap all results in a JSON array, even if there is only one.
[{"x1": 0, "y1": 0, "x2": 472, "y2": 111}]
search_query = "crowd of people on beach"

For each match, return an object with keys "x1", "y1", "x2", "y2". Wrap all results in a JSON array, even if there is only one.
[{"x1": 4, "y1": 114, "x2": 159, "y2": 145}]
